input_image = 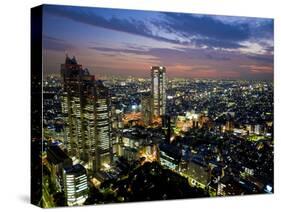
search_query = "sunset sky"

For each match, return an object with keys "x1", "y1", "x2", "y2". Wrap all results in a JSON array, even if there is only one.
[{"x1": 42, "y1": 4, "x2": 274, "y2": 80}]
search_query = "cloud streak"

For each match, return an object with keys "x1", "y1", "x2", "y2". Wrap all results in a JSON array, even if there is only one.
[
  {"x1": 44, "y1": 5, "x2": 272, "y2": 52},
  {"x1": 43, "y1": 35, "x2": 75, "y2": 51},
  {"x1": 43, "y1": 5, "x2": 274, "y2": 80}
]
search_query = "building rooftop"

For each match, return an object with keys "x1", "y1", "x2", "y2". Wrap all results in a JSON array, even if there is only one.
[
  {"x1": 47, "y1": 145, "x2": 72, "y2": 165},
  {"x1": 159, "y1": 143, "x2": 182, "y2": 160},
  {"x1": 64, "y1": 164, "x2": 86, "y2": 175}
]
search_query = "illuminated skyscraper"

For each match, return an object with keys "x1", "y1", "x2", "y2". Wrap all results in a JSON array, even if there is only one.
[
  {"x1": 151, "y1": 66, "x2": 167, "y2": 118},
  {"x1": 94, "y1": 80, "x2": 112, "y2": 170},
  {"x1": 141, "y1": 93, "x2": 152, "y2": 126},
  {"x1": 61, "y1": 55, "x2": 111, "y2": 172},
  {"x1": 61, "y1": 55, "x2": 94, "y2": 162},
  {"x1": 63, "y1": 164, "x2": 88, "y2": 206}
]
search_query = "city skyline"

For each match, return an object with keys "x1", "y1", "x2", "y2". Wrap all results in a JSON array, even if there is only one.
[
  {"x1": 41, "y1": 57, "x2": 274, "y2": 207},
  {"x1": 43, "y1": 5, "x2": 273, "y2": 80},
  {"x1": 32, "y1": 5, "x2": 274, "y2": 208}
]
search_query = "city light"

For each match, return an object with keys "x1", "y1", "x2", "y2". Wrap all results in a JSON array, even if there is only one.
[
  {"x1": 132, "y1": 105, "x2": 137, "y2": 110},
  {"x1": 35, "y1": 5, "x2": 274, "y2": 208}
]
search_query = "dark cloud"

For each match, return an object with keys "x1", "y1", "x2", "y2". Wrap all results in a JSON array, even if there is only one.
[
  {"x1": 193, "y1": 38, "x2": 244, "y2": 49},
  {"x1": 159, "y1": 12, "x2": 251, "y2": 41},
  {"x1": 44, "y1": 5, "x2": 176, "y2": 44},
  {"x1": 100, "y1": 53, "x2": 118, "y2": 57},
  {"x1": 89, "y1": 46, "x2": 149, "y2": 55},
  {"x1": 43, "y1": 35, "x2": 75, "y2": 51},
  {"x1": 44, "y1": 6, "x2": 239, "y2": 50},
  {"x1": 44, "y1": 5, "x2": 273, "y2": 52},
  {"x1": 90, "y1": 46, "x2": 194, "y2": 62},
  {"x1": 250, "y1": 19, "x2": 274, "y2": 40},
  {"x1": 43, "y1": 35, "x2": 64, "y2": 42},
  {"x1": 265, "y1": 46, "x2": 274, "y2": 53},
  {"x1": 90, "y1": 45, "x2": 232, "y2": 65},
  {"x1": 204, "y1": 53, "x2": 231, "y2": 61},
  {"x1": 247, "y1": 54, "x2": 273, "y2": 64},
  {"x1": 157, "y1": 13, "x2": 273, "y2": 51}
]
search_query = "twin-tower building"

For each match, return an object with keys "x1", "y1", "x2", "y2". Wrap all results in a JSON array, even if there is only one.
[{"x1": 61, "y1": 55, "x2": 111, "y2": 173}]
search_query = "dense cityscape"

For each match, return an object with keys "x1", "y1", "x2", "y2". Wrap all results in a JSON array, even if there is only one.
[
  {"x1": 38, "y1": 55, "x2": 273, "y2": 207},
  {"x1": 30, "y1": 4, "x2": 274, "y2": 208}
]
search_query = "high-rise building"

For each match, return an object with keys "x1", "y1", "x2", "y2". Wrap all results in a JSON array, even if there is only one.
[
  {"x1": 61, "y1": 55, "x2": 96, "y2": 168},
  {"x1": 151, "y1": 66, "x2": 167, "y2": 118},
  {"x1": 141, "y1": 93, "x2": 152, "y2": 126},
  {"x1": 63, "y1": 164, "x2": 88, "y2": 206},
  {"x1": 162, "y1": 115, "x2": 171, "y2": 142},
  {"x1": 47, "y1": 145, "x2": 73, "y2": 191},
  {"x1": 94, "y1": 80, "x2": 112, "y2": 170},
  {"x1": 61, "y1": 55, "x2": 111, "y2": 172}
]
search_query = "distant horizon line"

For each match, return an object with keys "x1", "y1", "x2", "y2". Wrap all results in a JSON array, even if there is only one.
[{"x1": 43, "y1": 72, "x2": 273, "y2": 82}]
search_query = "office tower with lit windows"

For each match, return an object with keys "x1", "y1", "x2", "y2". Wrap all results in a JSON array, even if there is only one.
[
  {"x1": 141, "y1": 93, "x2": 152, "y2": 126},
  {"x1": 61, "y1": 55, "x2": 111, "y2": 172},
  {"x1": 151, "y1": 66, "x2": 167, "y2": 118},
  {"x1": 162, "y1": 115, "x2": 171, "y2": 142},
  {"x1": 63, "y1": 164, "x2": 88, "y2": 206},
  {"x1": 94, "y1": 80, "x2": 112, "y2": 171},
  {"x1": 61, "y1": 55, "x2": 95, "y2": 168}
]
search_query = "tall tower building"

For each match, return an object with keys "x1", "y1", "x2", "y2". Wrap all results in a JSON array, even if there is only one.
[
  {"x1": 141, "y1": 93, "x2": 152, "y2": 126},
  {"x1": 151, "y1": 66, "x2": 167, "y2": 118},
  {"x1": 94, "y1": 80, "x2": 112, "y2": 171},
  {"x1": 63, "y1": 164, "x2": 88, "y2": 206},
  {"x1": 61, "y1": 55, "x2": 111, "y2": 172}
]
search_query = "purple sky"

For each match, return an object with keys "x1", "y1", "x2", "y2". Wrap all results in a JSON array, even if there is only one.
[{"x1": 42, "y1": 5, "x2": 274, "y2": 80}]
